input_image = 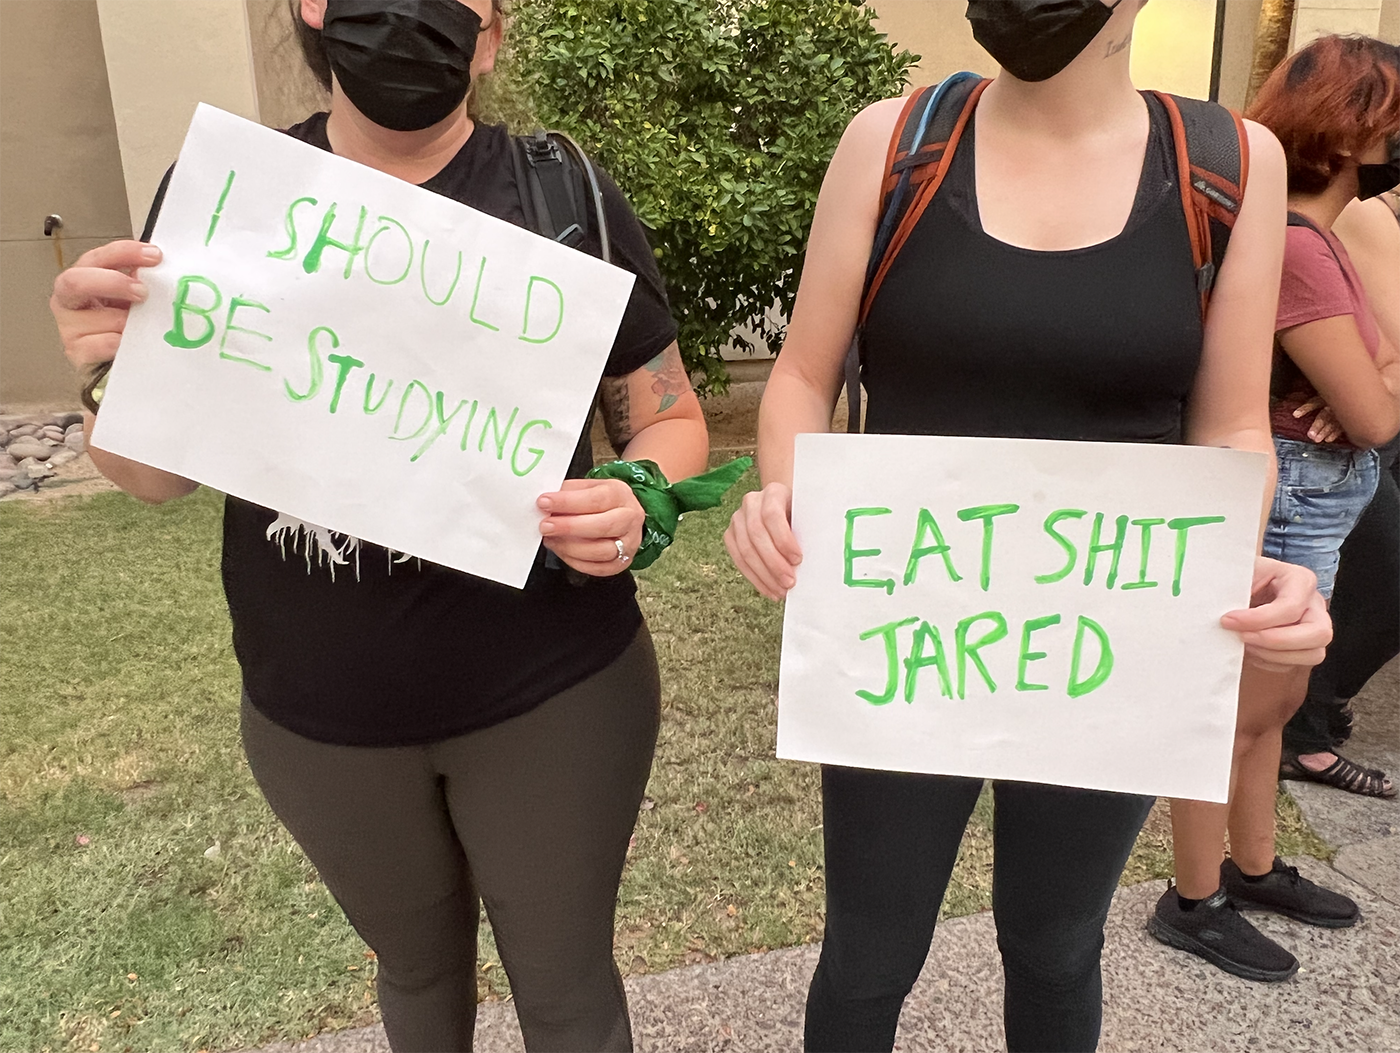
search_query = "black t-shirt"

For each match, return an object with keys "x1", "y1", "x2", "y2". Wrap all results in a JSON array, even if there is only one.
[
  {"x1": 193, "y1": 116, "x2": 677, "y2": 746},
  {"x1": 863, "y1": 93, "x2": 1203, "y2": 443}
]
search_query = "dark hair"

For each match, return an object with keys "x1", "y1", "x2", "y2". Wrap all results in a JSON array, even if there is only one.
[
  {"x1": 291, "y1": 1, "x2": 333, "y2": 92},
  {"x1": 1247, "y1": 35, "x2": 1400, "y2": 195},
  {"x1": 289, "y1": 0, "x2": 507, "y2": 96}
]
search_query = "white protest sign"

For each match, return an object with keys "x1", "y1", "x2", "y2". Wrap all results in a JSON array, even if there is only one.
[
  {"x1": 94, "y1": 104, "x2": 636, "y2": 588},
  {"x1": 776, "y1": 434, "x2": 1270, "y2": 802}
]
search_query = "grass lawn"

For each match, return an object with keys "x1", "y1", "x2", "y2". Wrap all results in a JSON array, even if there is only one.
[{"x1": 0, "y1": 479, "x2": 1329, "y2": 1052}]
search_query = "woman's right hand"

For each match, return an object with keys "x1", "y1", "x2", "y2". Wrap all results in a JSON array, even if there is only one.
[
  {"x1": 724, "y1": 481, "x2": 803, "y2": 601},
  {"x1": 49, "y1": 240, "x2": 196, "y2": 504},
  {"x1": 50, "y1": 240, "x2": 160, "y2": 370}
]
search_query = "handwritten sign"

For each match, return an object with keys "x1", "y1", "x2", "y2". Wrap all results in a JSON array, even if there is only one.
[
  {"x1": 93, "y1": 104, "x2": 636, "y2": 588},
  {"x1": 776, "y1": 434, "x2": 1270, "y2": 802}
]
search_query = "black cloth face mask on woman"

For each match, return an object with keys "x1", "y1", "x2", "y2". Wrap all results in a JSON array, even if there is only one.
[
  {"x1": 321, "y1": 0, "x2": 481, "y2": 132},
  {"x1": 1355, "y1": 137, "x2": 1400, "y2": 201},
  {"x1": 966, "y1": 0, "x2": 1123, "y2": 83}
]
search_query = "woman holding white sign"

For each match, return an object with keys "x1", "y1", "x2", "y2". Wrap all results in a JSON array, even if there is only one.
[
  {"x1": 49, "y1": 1, "x2": 714, "y2": 1050},
  {"x1": 726, "y1": 1, "x2": 1330, "y2": 1049}
]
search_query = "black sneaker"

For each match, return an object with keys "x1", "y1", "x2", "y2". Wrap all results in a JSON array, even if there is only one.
[
  {"x1": 1148, "y1": 885, "x2": 1299, "y2": 982},
  {"x1": 1222, "y1": 856, "x2": 1361, "y2": 929}
]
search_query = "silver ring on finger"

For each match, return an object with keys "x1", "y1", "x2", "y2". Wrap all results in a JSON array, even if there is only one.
[{"x1": 614, "y1": 539, "x2": 631, "y2": 562}]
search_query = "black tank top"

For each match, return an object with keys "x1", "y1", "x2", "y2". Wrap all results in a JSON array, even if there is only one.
[{"x1": 862, "y1": 93, "x2": 1202, "y2": 444}]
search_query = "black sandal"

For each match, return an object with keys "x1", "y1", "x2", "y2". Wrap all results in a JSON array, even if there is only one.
[{"x1": 1280, "y1": 751, "x2": 1397, "y2": 798}]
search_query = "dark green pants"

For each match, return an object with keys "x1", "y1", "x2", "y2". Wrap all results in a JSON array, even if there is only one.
[{"x1": 241, "y1": 628, "x2": 660, "y2": 1053}]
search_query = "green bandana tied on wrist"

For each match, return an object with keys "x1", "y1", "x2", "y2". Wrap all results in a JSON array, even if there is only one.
[{"x1": 586, "y1": 456, "x2": 754, "y2": 569}]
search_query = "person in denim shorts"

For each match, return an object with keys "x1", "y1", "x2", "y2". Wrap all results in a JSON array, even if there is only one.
[{"x1": 1171, "y1": 34, "x2": 1400, "y2": 981}]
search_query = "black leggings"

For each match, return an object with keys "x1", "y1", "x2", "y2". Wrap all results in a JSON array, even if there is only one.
[
  {"x1": 806, "y1": 766, "x2": 1153, "y2": 1053},
  {"x1": 241, "y1": 628, "x2": 660, "y2": 1053}
]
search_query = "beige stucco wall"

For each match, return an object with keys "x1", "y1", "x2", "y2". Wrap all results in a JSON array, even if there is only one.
[
  {"x1": 96, "y1": 0, "x2": 262, "y2": 236},
  {"x1": 0, "y1": 0, "x2": 132, "y2": 406},
  {"x1": 1381, "y1": 0, "x2": 1400, "y2": 40},
  {"x1": 1293, "y1": 0, "x2": 1385, "y2": 45}
]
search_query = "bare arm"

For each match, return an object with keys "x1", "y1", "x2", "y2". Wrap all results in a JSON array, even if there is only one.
[
  {"x1": 1333, "y1": 195, "x2": 1400, "y2": 352},
  {"x1": 50, "y1": 241, "x2": 197, "y2": 505},
  {"x1": 538, "y1": 341, "x2": 709, "y2": 576},
  {"x1": 1183, "y1": 120, "x2": 1286, "y2": 528},
  {"x1": 725, "y1": 98, "x2": 902, "y2": 599},
  {"x1": 1182, "y1": 122, "x2": 1330, "y2": 670},
  {"x1": 1278, "y1": 314, "x2": 1400, "y2": 448},
  {"x1": 596, "y1": 341, "x2": 709, "y2": 482},
  {"x1": 756, "y1": 98, "x2": 904, "y2": 491}
]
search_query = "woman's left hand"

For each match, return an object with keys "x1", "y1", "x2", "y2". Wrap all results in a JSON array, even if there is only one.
[
  {"x1": 1293, "y1": 395, "x2": 1345, "y2": 443},
  {"x1": 1220, "y1": 556, "x2": 1332, "y2": 672},
  {"x1": 537, "y1": 478, "x2": 645, "y2": 576}
]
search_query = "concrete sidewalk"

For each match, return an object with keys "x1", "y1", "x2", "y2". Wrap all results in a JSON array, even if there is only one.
[{"x1": 253, "y1": 663, "x2": 1399, "y2": 1053}]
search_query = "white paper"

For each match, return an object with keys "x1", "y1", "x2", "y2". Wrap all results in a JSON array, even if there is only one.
[
  {"x1": 776, "y1": 434, "x2": 1270, "y2": 802},
  {"x1": 94, "y1": 104, "x2": 636, "y2": 588}
]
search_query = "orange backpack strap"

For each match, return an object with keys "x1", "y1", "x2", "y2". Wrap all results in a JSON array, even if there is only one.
[
  {"x1": 844, "y1": 73, "x2": 985, "y2": 432},
  {"x1": 862, "y1": 74, "x2": 988, "y2": 324},
  {"x1": 1151, "y1": 91, "x2": 1250, "y2": 322}
]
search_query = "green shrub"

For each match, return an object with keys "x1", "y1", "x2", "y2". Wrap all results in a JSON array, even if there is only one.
[{"x1": 505, "y1": 0, "x2": 917, "y2": 393}]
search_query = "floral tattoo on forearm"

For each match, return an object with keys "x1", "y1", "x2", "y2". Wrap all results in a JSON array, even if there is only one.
[{"x1": 598, "y1": 345, "x2": 690, "y2": 454}]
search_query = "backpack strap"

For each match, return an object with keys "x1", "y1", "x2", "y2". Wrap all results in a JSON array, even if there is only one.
[
  {"x1": 1150, "y1": 91, "x2": 1250, "y2": 322},
  {"x1": 510, "y1": 129, "x2": 594, "y2": 251},
  {"x1": 863, "y1": 74, "x2": 987, "y2": 324},
  {"x1": 1286, "y1": 209, "x2": 1345, "y2": 268},
  {"x1": 844, "y1": 72, "x2": 985, "y2": 433},
  {"x1": 508, "y1": 131, "x2": 615, "y2": 568}
]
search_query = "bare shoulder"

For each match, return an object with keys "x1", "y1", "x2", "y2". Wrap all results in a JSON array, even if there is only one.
[
  {"x1": 1335, "y1": 196, "x2": 1400, "y2": 254},
  {"x1": 1241, "y1": 119, "x2": 1286, "y2": 184},
  {"x1": 840, "y1": 96, "x2": 907, "y2": 155},
  {"x1": 821, "y1": 96, "x2": 907, "y2": 208},
  {"x1": 1230, "y1": 119, "x2": 1286, "y2": 235}
]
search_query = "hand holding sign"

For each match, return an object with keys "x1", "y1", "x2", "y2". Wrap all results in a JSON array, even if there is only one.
[
  {"x1": 771, "y1": 433, "x2": 1272, "y2": 802},
  {"x1": 91, "y1": 105, "x2": 637, "y2": 588}
]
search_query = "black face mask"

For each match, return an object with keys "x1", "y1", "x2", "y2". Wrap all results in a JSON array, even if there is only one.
[
  {"x1": 321, "y1": 0, "x2": 481, "y2": 132},
  {"x1": 1355, "y1": 140, "x2": 1400, "y2": 201},
  {"x1": 966, "y1": 0, "x2": 1123, "y2": 83}
]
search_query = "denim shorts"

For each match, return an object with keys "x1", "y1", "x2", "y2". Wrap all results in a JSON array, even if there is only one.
[{"x1": 1262, "y1": 436, "x2": 1380, "y2": 598}]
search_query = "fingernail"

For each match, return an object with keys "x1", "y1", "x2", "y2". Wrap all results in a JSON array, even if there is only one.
[
  {"x1": 130, "y1": 281, "x2": 148, "y2": 301},
  {"x1": 783, "y1": 576, "x2": 796, "y2": 589},
  {"x1": 537, "y1": 496, "x2": 553, "y2": 510},
  {"x1": 140, "y1": 246, "x2": 161, "y2": 264},
  {"x1": 539, "y1": 521, "x2": 555, "y2": 535}
]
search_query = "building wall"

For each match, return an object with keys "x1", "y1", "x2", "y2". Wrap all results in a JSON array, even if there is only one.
[
  {"x1": 1293, "y1": 0, "x2": 1386, "y2": 46},
  {"x1": 97, "y1": 0, "x2": 263, "y2": 236},
  {"x1": 0, "y1": 0, "x2": 131, "y2": 406}
]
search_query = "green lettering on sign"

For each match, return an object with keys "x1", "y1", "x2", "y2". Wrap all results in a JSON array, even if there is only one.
[
  {"x1": 1035, "y1": 509, "x2": 1088, "y2": 584},
  {"x1": 1016, "y1": 614, "x2": 1062, "y2": 692},
  {"x1": 956, "y1": 504, "x2": 1020, "y2": 592},
  {"x1": 1067, "y1": 615, "x2": 1114, "y2": 697},
  {"x1": 903, "y1": 508, "x2": 962, "y2": 587},
  {"x1": 218, "y1": 297, "x2": 273, "y2": 372},
  {"x1": 285, "y1": 325, "x2": 336, "y2": 402},
  {"x1": 1166, "y1": 516, "x2": 1227, "y2": 597},
  {"x1": 904, "y1": 620, "x2": 953, "y2": 702},
  {"x1": 856, "y1": 616, "x2": 918, "y2": 706},
  {"x1": 955, "y1": 610, "x2": 1009, "y2": 698},
  {"x1": 843, "y1": 508, "x2": 895, "y2": 595},
  {"x1": 163, "y1": 275, "x2": 222, "y2": 349}
]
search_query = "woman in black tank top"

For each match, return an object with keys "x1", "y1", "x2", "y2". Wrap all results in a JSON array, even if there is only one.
[{"x1": 726, "y1": 2, "x2": 1331, "y2": 1049}]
